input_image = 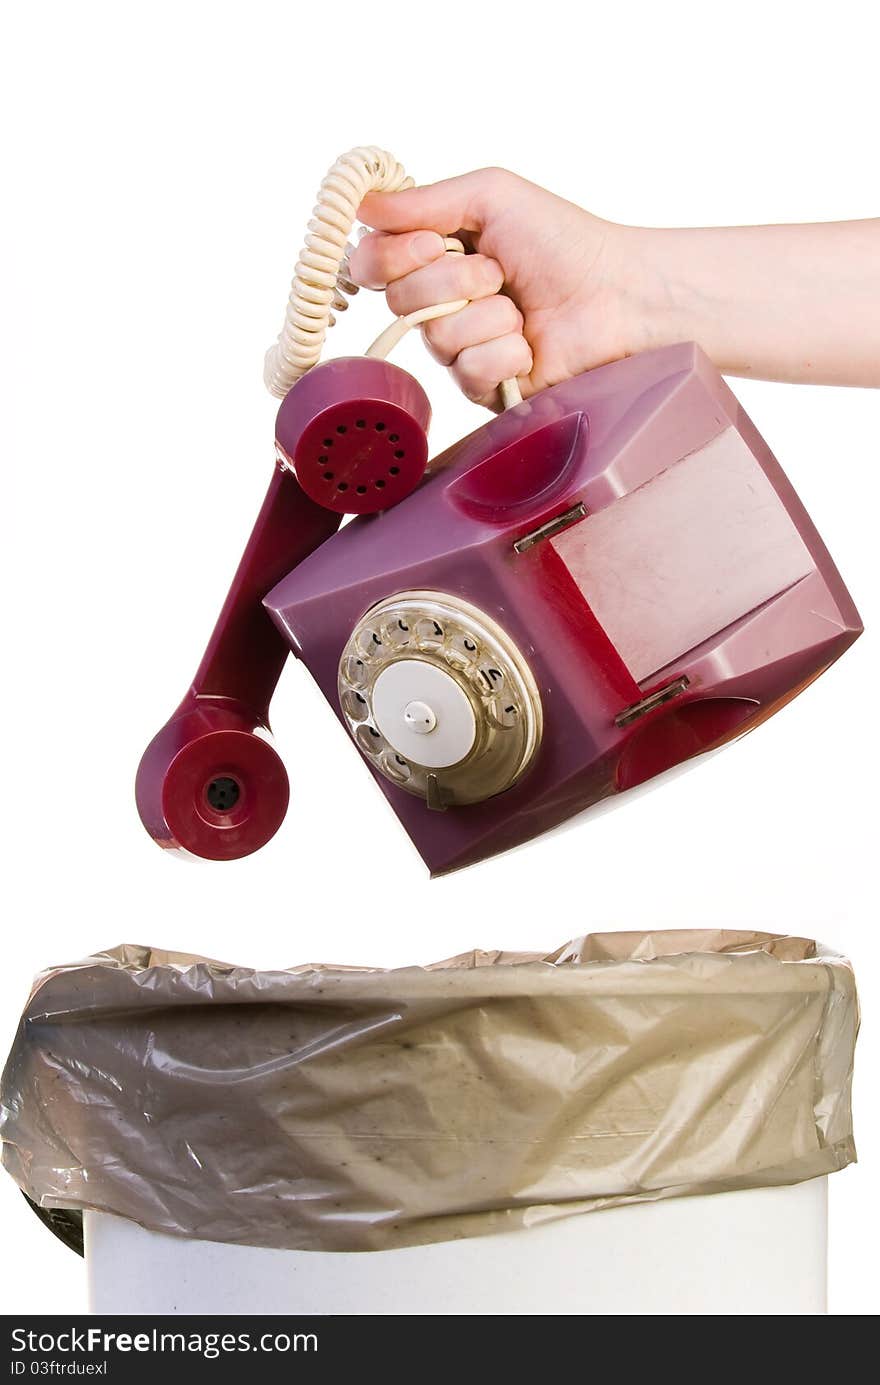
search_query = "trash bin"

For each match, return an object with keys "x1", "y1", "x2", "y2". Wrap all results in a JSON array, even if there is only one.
[
  {"x1": 81, "y1": 1180, "x2": 830, "y2": 1316},
  {"x1": 1, "y1": 931, "x2": 857, "y2": 1316}
]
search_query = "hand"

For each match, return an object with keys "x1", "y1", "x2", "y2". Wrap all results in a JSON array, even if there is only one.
[{"x1": 350, "y1": 168, "x2": 650, "y2": 409}]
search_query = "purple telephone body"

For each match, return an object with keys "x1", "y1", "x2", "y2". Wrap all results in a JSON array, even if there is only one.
[{"x1": 136, "y1": 341, "x2": 861, "y2": 873}]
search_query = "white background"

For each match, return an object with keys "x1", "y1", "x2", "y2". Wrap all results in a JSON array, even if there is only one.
[{"x1": 1, "y1": 0, "x2": 877, "y2": 1316}]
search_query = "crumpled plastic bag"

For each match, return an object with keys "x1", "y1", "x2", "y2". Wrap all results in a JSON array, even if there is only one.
[{"x1": 0, "y1": 930, "x2": 857, "y2": 1253}]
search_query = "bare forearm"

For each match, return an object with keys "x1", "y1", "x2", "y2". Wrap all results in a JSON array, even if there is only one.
[{"x1": 626, "y1": 219, "x2": 880, "y2": 387}]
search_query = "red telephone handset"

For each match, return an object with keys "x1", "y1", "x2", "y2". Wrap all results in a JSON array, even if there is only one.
[{"x1": 135, "y1": 355, "x2": 431, "y2": 858}]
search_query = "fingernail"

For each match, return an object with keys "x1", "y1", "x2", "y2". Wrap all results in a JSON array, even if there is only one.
[{"x1": 411, "y1": 231, "x2": 443, "y2": 263}]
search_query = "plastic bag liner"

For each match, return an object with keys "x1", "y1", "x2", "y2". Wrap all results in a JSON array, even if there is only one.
[{"x1": 0, "y1": 931, "x2": 857, "y2": 1254}]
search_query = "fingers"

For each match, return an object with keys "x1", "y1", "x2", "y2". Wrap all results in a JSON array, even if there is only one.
[
  {"x1": 359, "y1": 167, "x2": 514, "y2": 236},
  {"x1": 385, "y1": 253, "x2": 503, "y2": 318},
  {"x1": 422, "y1": 295, "x2": 523, "y2": 366},
  {"x1": 350, "y1": 229, "x2": 502, "y2": 314},
  {"x1": 348, "y1": 229, "x2": 446, "y2": 290},
  {"x1": 451, "y1": 332, "x2": 533, "y2": 404},
  {"x1": 350, "y1": 167, "x2": 530, "y2": 408}
]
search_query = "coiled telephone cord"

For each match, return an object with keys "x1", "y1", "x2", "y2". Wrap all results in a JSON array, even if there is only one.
[{"x1": 264, "y1": 146, "x2": 522, "y2": 410}]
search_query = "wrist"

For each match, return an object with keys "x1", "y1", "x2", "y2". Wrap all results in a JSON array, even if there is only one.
[{"x1": 611, "y1": 223, "x2": 699, "y2": 355}]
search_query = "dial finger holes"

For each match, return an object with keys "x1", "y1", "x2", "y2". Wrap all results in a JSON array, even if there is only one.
[
  {"x1": 490, "y1": 699, "x2": 520, "y2": 729},
  {"x1": 343, "y1": 655, "x2": 368, "y2": 687},
  {"x1": 341, "y1": 688, "x2": 370, "y2": 722},
  {"x1": 355, "y1": 627, "x2": 382, "y2": 658},
  {"x1": 383, "y1": 617, "x2": 411, "y2": 649},
  {"x1": 355, "y1": 724, "x2": 383, "y2": 755},
  {"x1": 476, "y1": 665, "x2": 504, "y2": 694},
  {"x1": 382, "y1": 751, "x2": 412, "y2": 784},
  {"x1": 414, "y1": 616, "x2": 445, "y2": 648},
  {"x1": 448, "y1": 632, "x2": 481, "y2": 668}
]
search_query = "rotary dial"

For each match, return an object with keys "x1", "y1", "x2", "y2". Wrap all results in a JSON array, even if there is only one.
[{"x1": 337, "y1": 591, "x2": 542, "y2": 807}]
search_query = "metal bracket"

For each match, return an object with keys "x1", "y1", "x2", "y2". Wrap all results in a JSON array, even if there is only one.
[
  {"x1": 425, "y1": 774, "x2": 449, "y2": 812},
  {"x1": 513, "y1": 502, "x2": 587, "y2": 554},
  {"x1": 615, "y1": 676, "x2": 690, "y2": 728}
]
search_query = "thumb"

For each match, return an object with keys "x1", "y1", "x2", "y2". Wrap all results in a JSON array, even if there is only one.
[{"x1": 359, "y1": 169, "x2": 506, "y2": 236}]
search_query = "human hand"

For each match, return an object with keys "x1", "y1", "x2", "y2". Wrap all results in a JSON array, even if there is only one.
[{"x1": 349, "y1": 168, "x2": 651, "y2": 409}]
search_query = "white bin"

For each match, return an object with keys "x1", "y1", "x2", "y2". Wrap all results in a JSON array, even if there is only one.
[{"x1": 85, "y1": 1178, "x2": 827, "y2": 1317}]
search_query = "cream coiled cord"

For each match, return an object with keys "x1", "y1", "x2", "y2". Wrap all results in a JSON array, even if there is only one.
[{"x1": 263, "y1": 146, "x2": 522, "y2": 410}]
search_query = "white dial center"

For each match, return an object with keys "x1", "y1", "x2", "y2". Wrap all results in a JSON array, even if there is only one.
[
  {"x1": 404, "y1": 700, "x2": 436, "y2": 734},
  {"x1": 372, "y1": 659, "x2": 476, "y2": 769}
]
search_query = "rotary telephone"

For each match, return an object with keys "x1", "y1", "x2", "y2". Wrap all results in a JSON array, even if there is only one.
[{"x1": 136, "y1": 147, "x2": 863, "y2": 874}]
